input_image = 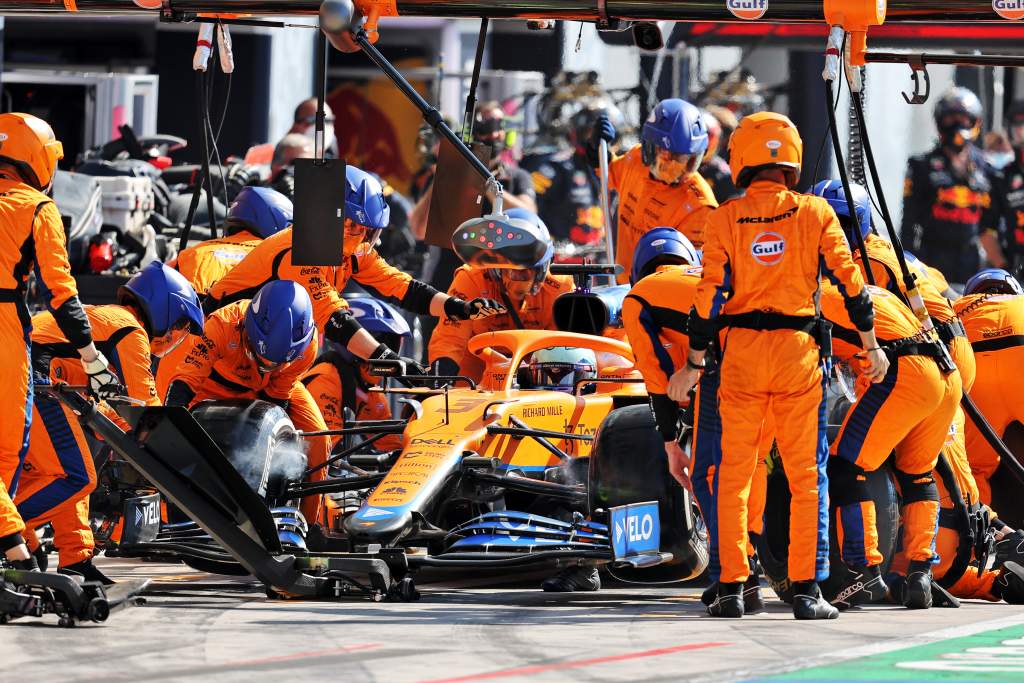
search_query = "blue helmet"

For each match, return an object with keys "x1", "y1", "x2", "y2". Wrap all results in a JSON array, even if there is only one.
[
  {"x1": 119, "y1": 261, "x2": 204, "y2": 338},
  {"x1": 641, "y1": 99, "x2": 709, "y2": 157},
  {"x1": 227, "y1": 187, "x2": 293, "y2": 239},
  {"x1": 964, "y1": 268, "x2": 1024, "y2": 296},
  {"x1": 244, "y1": 281, "x2": 315, "y2": 368},
  {"x1": 334, "y1": 295, "x2": 412, "y2": 363},
  {"x1": 345, "y1": 165, "x2": 390, "y2": 230},
  {"x1": 630, "y1": 227, "x2": 700, "y2": 285},
  {"x1": 809, "y1": 180, "x2": 872, "y2": 241}
]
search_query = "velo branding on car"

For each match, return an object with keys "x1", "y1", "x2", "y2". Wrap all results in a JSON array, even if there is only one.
[
  {"x1": 610, "y1": 501, "x2": 660, "y2": 560},
  {"x1": 727, "y1": 0, "x2": 768, "y2": 21},
  {"x1": 994, "y1": 0, "x2": 1024, "y2": 21},
  {"x1": 751, "y1": 231, "x2": 786, "y2": 265}
]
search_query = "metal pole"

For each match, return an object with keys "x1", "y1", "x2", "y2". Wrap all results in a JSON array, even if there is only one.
[
  {"x1": 461, "y1": 18, "x2": 489, "y2": 144},
  {"x1": 598, "y1": 139, "x2": 615, "y2": 270}
]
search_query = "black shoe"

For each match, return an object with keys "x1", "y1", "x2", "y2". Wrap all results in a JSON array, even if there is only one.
[
  {"x1": 903, "y1": 560, "x2": 933, "y2": 609},
  {"x1": 792, "y1": 581, "x2": 839, "y2": 620},
  {"x1": 32, "y1": 546, "x2": 48, "y2": 573},
  {"x1": 743, "y1": 574, "x2": 766, "y2": 614},
  {"x1": 995, "y1": 530, "x2": 1024, "y2": 569},
  {"x1": 995, "y1": 561, "x2": 1024, "y2": 604},
  {"x1": 541, "y1": 566, "x2": 599, "y2": 592},
  {"x1": 832, "y1": 564, "x2": 888, "y2": 610},
  {"x1": 9, "y1": 556, "x2": 39, "y2": 573},
  {"x1": 700, "y1": 581, "x2": 718, "y2": 606},
  {"x1": 707, "y1": 582, "x2": 744, "y2": 618},
  {"x1": 59, "y1": 558, "x2": 115, "y2": 586}
]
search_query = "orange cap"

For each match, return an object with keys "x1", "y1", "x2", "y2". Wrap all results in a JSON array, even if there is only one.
[
  {"x1": 0, "y1": 113, "x2": 64, "y2": 190},
  {"x1": 727, "y1": 111, "x2": 802, "y2": 188}
]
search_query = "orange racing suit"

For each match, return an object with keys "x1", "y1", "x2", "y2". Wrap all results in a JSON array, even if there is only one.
[
  {"x1": 623, "y1": 263, "x2": 768, "y2": 582},
  {"x1": 205, "y1": 228, "x2": 438, "y2": 335},
  {"x1": 953, "y1": 292, "x2": 1024, "y2": 505},
  {"x1": 688, "y1": 179, "x2": 873, "y2": 585},
  {"x1": 0, "y1": 172, "x2": 93, "y2": 549},
  {"x1": 18, "y1": 305, "x2": 158, "y2": 567},
  {"x1": 825, "y1": 284, "x2": 961, "y2": 570},
  {"x1": 428, "y1": 266, "x2": 574, "y2": 383},
  {"x1": 168, "y1": 300, "x2": 330, "y2": 522},
  {"x1": 857, "y1": 233, "x2": 975, "y2": 391},
  {"x1": 606, "y1": 146, "x2": 717, "y2": 284},
  {"x1": 157, "y1": 228, "x2": 264, "y2": 400},
  {"x1": 302, "y1": 354, "x2": 404, "y2": 453}
]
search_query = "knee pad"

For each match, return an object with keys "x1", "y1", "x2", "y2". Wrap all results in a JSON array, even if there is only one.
[
  {"x1": 894, "y1": 469, "x2": 940, "y2": 505},
  {"x1": 827, "y1": 457, "x2": 870, "y2": 508}
]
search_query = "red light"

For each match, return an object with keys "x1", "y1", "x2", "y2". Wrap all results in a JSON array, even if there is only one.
[
  {"x1": 488, "y1": 222, "x2": 495, "y2": 228},
  {"x1": 496, "y1": 227, "x2": 503, "y2": 234},
  {"x1": 487, "y1": 242, "x2": 494, "y2": 248}
]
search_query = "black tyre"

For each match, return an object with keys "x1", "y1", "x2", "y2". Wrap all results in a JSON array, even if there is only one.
[
  {"x1": 190, "y1": 400, "x2": 306, "y2": 502},
  {"x1": 757, "y1": 457, "x2": 898, "y2": 603},
  {"x1": 589, "y1": 404, "x2": 708, "y2": 584}
]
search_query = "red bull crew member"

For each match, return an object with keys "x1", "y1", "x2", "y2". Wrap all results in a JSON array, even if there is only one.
[
  {"x1": 668, "y1": 112, "x2": 888, "y2": 620},
  {"x1": 0, "y1": 113, "x2": 118, "y2": 572},
  {"x1": 18, "y1": 263, "x2": 203, "y2": 583},
  {"x1": 207, "y1": 165, "x2": 501, "y2": 376},
  {"x1": 589, "y1": 99, "x2": 718, "y2": 284}
]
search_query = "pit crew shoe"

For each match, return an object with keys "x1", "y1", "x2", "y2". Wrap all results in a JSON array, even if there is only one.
[
  {"x1": 9, "y1": 556, "x2": 39, "y2": 573},
  {"x1": 707, "y1": 581, "x2": 744, "y2": 618},
  {"x1": 32, "y1": 546, "x2": 48, "y2": 573},
  {"x1": 541, "y1": 566, "x2": 600, "y2": 592},
  {"x1": 744, "y1": 556, "x2": 766, "y2": 614},
  {"x1": 59, "y1": 558, "x2": 115, "y2": 585},
  {"x1": 994, "y1": 561, "x2": 1024, "y2": 604},
  {"x1": 831, "y1": 564, "x2": 888, "y2": 610},
  {"x1": 902, "y1": 560, "x2": 933, "y2": 609},
  {"x1": 792, "y1": 581, "x2": 839, "y2": 620},
  {"x1": 700, "y1": 581, "x2": 718, "y2": 606},
  {"x1": 995, "y1": 530, "x2": 1024, "y2": 569}
]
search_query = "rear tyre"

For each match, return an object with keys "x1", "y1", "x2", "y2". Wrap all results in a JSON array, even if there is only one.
[
  {"x1": 757, "y1": 457, "x2": 898, "y2": 603},
  {"x1": 589, "y1": 404, "x2": 708, "y2": 584}
]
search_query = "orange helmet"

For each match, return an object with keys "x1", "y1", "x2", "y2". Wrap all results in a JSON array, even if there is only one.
[
  {"x1": 0, "y1": 113, "x2": 64, "y2": 190},
  {"x1": 727, "y1": 111, "x2": 802, "y2": 188}
]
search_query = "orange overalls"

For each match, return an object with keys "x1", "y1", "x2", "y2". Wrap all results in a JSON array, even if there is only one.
[
  {"x1": 168, "y1": 300, "x2": 330, "y2": 522},
  {"x1": 428, "y1": 266, "x2": 574, "y2": 383},
  {"x1": 18, "y1": 305, "x2": 159, "y2": 567},
  {"x1": 157, "y1": 228, "x2": 264, "y2": 400},
  {"x1": 690, "y1": 180, "x2": 870, "y2": 585},
  {"x1": 890, "y1": 407, "x2": 1002, "y2": 601},
  {"x1": 302, "y1": 356, "x2": 404, "y2": 453},
  {"x1": 954, "y1": 293, "x2": 1024, "y2": 505},
  {"x1": 0, "y1": 172, "x2": 93, "y2": 547},
  {"x1": 622, "y1": 263, "x2": 768, "y2": 583},
  {"x1": 606, "y1": 146, "x2": 718, "y2": 284},
  {"x1": 206, "y1": 228, "x2": 424, "y2": 333},
  {"x1": 857, "y1": 234, "x2": 976, "y2": 391},
  {"x1": 825, "y1": 285, "x2": 961, "y2": 569}
]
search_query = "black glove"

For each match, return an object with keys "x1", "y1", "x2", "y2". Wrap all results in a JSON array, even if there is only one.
[
  {"x1": 369, "y1": 343, "x2": 427, "y2": 377},
  {"x1": 444, "y1": 296, "x2": 505, "y2": 321},
  {"x1": 592, "y1": 113, "x2": 616, "y2": 145},
  {"x1": 81, "y1": 352, "x2": 125, "y2": 402}
]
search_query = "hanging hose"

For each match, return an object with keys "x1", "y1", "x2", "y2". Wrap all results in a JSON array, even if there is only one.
[
  {"x1": 179, "y1": 24, "x2": 220, "y2": 252},
  {"x1": 846, "y1": 68, "x2": 867, "y2": 187},
  {"x1": 824, "y1": 79, "x2": 874, "y2": 285}
]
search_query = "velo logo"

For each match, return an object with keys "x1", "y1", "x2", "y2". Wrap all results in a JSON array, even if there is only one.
[
  {"x1": 751, "y1": 231, "x2": 785, "y2": 265},
  {"x1": 994, "y1": 0, "x2": 1024, "y2": 20},
  {"x1": 727, "y1": 0, "x2": 768, "y2": 20}
]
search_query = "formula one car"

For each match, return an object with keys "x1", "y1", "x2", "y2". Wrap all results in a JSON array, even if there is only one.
[{"x1": 61, "y1": 278, "x2": 706, "y2": 599}]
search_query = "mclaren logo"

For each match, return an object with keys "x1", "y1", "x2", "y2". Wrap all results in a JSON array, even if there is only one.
[{"x1": 737, "y1": 207, "x2": 797, "y2": 224}]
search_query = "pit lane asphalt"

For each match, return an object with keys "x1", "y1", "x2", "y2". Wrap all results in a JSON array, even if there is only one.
[{"x1": 5, "y1": 557, "x2": 1024, "y2": 682}]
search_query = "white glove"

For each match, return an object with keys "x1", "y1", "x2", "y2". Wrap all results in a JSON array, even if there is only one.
[{"x1": 82, "y1": 352, "x2": 124, "y2": 401}]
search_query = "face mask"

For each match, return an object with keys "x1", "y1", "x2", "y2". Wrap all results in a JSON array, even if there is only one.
[
  {"x1": 150, "y1": 326, "x2": 189, "y2": 358},
  {"x1": 652, "y1": 155, "x2": 689, "y2": 185},
  {"x1": 939, "y1": 123, "x2": 977, "y2": 151},
  {"x1": 987, "y1": 151, "x2": 1015, "y2": 170}
]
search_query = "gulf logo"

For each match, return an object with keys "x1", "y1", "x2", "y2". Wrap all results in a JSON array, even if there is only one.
[
  {"x1": 994, "y1": 0, "x2": 1024, "y2": 20},
  {"x1": 751, "y1": 231, "x2": 785, "y2": 265},
  {"x1": 727, "y1": 0, "x2": 768, "y2": 21}
]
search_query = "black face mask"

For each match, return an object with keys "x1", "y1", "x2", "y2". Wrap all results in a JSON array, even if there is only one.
[{"x1": 938, "y1": 122, "x2": 977, "y2": 151}]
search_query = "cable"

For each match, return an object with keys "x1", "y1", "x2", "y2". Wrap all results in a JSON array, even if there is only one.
[{"x1": 812, "y1": 65, "x2": 844, "y2": 184}]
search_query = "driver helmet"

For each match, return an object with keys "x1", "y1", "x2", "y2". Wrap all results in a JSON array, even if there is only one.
[{"x1": 526, "y1": 346, "x2": 598, "y2": 393}]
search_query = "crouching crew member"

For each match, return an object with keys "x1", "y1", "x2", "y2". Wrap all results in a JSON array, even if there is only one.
[
  {"x1": 669, "y1": 112, "x2": 888, "y2": 620},
  {"x1": 0, "y1": 113, "x2": 117, "y2": 571},
  {"x1": 429, "y1": 208, "x2": 571, "y2": 383},
  {"x1": 303, "y1": 297, "x2": 410, "y2": 454},
  {"x1": 19, "y1": 262, "x2": 203, "y2": 582},
  {"x1": 823, "y1": 284, "x2": 961, "y2": 609},
  {"x1": 166, "y1": 281, "x2": 329, "y2": 523},
  {"x1": 622, "y1": 228, "x2": 768, "y2": 613},
  {"x1": 589, "y1": 98, "x2": 718, "y2": 284},
  {"x1": 206, "y1": 165, "x2": 501, "y2": 376}
]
